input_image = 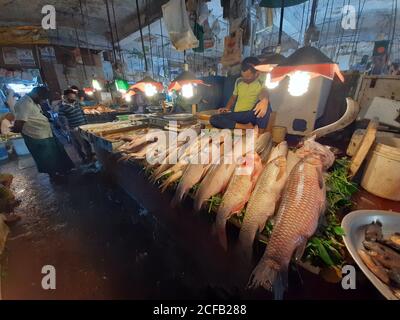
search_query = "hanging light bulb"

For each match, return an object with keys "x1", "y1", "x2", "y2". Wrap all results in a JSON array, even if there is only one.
[
  {"x1": 144, "y1": 83, "x2": 157, "y2": 97},
  {"x1": 288, "y1": 71, "x2": 311, "y2": 96},
  {"x1": 181, "y1": 83, "x2": 194, "y2": 98},
  {"x1": 265, "y1": 73, "x2": 279, "y2": 89},
  {"x1": 87, "y1": 91, "x2": 94, "y2": 96},
  {"x1": 124, "y1": 94, "x2": 132, "y2": 102}
]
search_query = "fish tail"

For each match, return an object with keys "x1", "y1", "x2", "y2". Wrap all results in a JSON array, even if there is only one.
[
  {"x1": 193, "y1": 193, "x2": 204, "y2": 212},
  {"x1": 117, "y1": 154, "x2": 130, "y2": 163},
  {"x1": 171, "y1": 186, "x2": 186, "y2": 208},
  {"x1": 214, "y1": 214, "x2": 228, "y2": 251},
  {"x1": 247, "y1": 258, "x2": 288, "y2": 300}
]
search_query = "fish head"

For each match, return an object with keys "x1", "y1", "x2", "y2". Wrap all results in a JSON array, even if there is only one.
[
  {"x1": 235, "y1": 153, "x2": 262, "y2": 176},
  {"x1": 297, "y1": 140, "x2": 335, "y2": 169},
  {"x1": 268, "y1": 141, "x2": 288, "y2": 162}
]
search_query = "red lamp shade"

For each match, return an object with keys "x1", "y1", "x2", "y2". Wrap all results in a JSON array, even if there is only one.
[
  {"x1": 129, "y1": 76, "x2": 163, "y2": 93},
  {"x1": 255, "y1": 53, "x2": 287, "y2": 73},
  {"x1": 270, "y1": 46, "x2": 345, "y2": 82},
  {"x1": 167, "y1": 70, "x2": 206, "y2": 92},
  {"x1": 83, "y1": 87, "x2": 95, "y2": 95}
]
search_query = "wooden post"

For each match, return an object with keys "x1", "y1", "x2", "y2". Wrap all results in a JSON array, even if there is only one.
[
  {"x1": 191, "y1": 104, "x2": 197, "y2": 115},
  {"x1": 349, "y1": 117, "x2": 379, "y2": 178}
]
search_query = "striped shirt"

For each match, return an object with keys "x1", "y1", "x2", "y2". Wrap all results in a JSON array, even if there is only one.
[{"x1": 58, "y1": 101, "x2": 87, "y2": 129}]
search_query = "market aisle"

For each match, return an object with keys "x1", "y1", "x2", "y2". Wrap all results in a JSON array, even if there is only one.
[{"x1": 0, "y1": 156, "x2": 212, "y2": 299}]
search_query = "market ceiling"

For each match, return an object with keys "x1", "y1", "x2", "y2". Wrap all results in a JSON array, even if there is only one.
[{"x1": 0, "y1": 0, "x2": 168, "y2": 48}]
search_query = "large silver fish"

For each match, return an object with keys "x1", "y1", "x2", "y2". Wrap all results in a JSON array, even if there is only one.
[
  {"x1": 248, "y1": 142, "x2": 334, "y2": 299},
  {"x1": 238, "y1": 142, "x2": 288, "y2": 256},
  {"x1": 215, "y1": 153, "x2": 263, "y2": 250}
]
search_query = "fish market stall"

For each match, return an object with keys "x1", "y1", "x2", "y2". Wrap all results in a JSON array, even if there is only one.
[{"x1": 78, "y1": 113, "x2": 399, "y2": 300}]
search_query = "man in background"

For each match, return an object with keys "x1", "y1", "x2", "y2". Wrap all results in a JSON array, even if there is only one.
[
  {"x1": 12, "y1": 86, "x2": 74, "y2": 178},
  {"x1": 58, "y1": 89, "x2": 93, "y2": 164}
]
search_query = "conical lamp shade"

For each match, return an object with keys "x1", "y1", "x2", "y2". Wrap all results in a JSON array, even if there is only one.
[
  {"x1": 130, "y1": 75, "x2": 163, "y2": 93},
  {"x1": 255, "y1": 53, "x2": 287, "y2": 72},
  {"x1": 168, "y1": 65, "x2": 206, "y2": 91},
  {"x1": 271, "y1": 46, "x2": 344, "y2": 82}
]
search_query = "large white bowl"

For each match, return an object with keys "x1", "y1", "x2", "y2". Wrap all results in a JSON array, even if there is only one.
[{"x1": 341, "y1": 210, "x2": 400, "y2": 300}]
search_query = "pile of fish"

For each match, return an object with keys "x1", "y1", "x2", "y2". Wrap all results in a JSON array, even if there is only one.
[
  {"x1": 116, "y1": 128, "x2": 337, "y2": 299},
  {"x1": 83, "y1": 105, "x2": 115, "y2": 115},
  {"x1": 359, "y1": 221, "x2": 400, "y2": 299}
]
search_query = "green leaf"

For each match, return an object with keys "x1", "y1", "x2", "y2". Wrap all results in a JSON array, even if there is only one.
[
  {"x1": 333, "y1": 226, "x2": 345, "y2": 236},
  {"x1": 317, "y1": 242, "x2": 334, "y2": 266}
]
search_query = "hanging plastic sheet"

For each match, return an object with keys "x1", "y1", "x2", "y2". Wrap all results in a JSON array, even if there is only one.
[
  {"x1": 221, "y1": 29, "x2": 243, "y2": 67},
  {"x1": 162, "y1": 0, "x2": 199, "y2": 51}
]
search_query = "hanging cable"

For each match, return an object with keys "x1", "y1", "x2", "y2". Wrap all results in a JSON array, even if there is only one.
[
  {"x1": 388, "y1": 0, "x2": 398, "y2": 62},
  {"x1": 277, "y1": 0, "x2": 285, "y2": 49},
  {"x1": 135, "y1": 0, "x2": 148, "y2": 72},
  {"x1": 72, "y1": 13, "x2": 88, "y2": 80},
  {"x1": 79, "y1": 0, "x2": 94, "y2": 67},
  {"x1": 111, "y1": 0, "x2": 124, "y2": 66},
  {"x1": 324, "y1": 0, "x2": 335, "y2": 50},
  {"x1": 160, "y1": 19, "x2": 166, "y2": 81},
  {"x1": 317, "y1": 0, "x2": 330, "y2": 48},
  {"x1": 333, "y1": 0, "x2": 347, "y2": 60},
  {"x1": 349, "y1": 0, "x2": 366, "y2": 66},
  {"x1": 297, "y1": 2, "x2": 306, "y2": 48},
  {"x1": 305, "y1": 0, "x2": 319, "y2": 46},
  {"x1": 145, "y1": 0, "x2": 155, "y2": 78},
  {"x1": 105, "y1": 0, "x2": 117, "y2": 64}
]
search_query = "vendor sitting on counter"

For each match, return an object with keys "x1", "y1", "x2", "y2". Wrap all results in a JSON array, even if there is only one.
[{"x1": 210, "y1": 57, "x2": 271, "y2": 130}]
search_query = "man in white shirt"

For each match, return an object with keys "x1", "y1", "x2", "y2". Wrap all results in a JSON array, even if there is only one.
[
  {"x1": 6, "y1": 89, "x2": 17, "y2": 114},
  {"x1": 12, "y1": 87, "x2": 73, "y2": 177},
  {"x1": 0, "y1": 113, "x2": 14, "y2": 135}
]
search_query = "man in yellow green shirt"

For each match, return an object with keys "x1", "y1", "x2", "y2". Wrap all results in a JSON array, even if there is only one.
[{"x1": 210, "y1": 57, "x2": 272, "y2": 130}]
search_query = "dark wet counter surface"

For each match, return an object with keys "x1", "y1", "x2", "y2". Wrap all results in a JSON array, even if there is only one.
[{"x1": 0, "y1": 151, "x2": 388, "y2": 300}]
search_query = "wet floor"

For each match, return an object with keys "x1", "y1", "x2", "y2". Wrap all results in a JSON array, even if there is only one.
[
  {"x1": 0, "y1": 156, "x2": 217, "y2": 299},
  {"x1": 0, "y1": 155, "x2": 383, "y2": 300}
]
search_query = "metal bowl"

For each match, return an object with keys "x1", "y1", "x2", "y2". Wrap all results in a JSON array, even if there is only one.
[{"x1": 341, "y1": 210, "x2": 400, "y2": 300}]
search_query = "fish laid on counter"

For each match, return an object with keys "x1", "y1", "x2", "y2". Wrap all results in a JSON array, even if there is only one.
[
  {"x1": 248, "y1": 141, "x2": 335, "y2": 299},
  {"x1": 150, "y1": 142, "x2": 191, "y2": 182},
  {"x1": 193, "y1": 162, "x2": 237, "y2": 212},
  {"x1": 171, "y1": 164, "x2": 211, "y2": 207},
  {"x1": 192, "y1": 136, "x2": 251, "y2": 212},
  {"x1": 256, "y1": 133, "x2": 273, "y2": 164},
  {"x1": 215, "y1": 153, "x2": 263, "y2": 250},
  {"x1": 118, "y1": 141, "x2": 159, "y2": 162},
  {"x1": 118, "y1": 128, "x2": 162, "y2": 152},
  {"x1": 157, "y1": 131, "x2": 233, "y2": 191},
  {"x1": 152, "y1": 133, "x2": 212, "y2": 182},
  {"x1": 237, "y1": 142, "x2": 288, "y2": 256}
]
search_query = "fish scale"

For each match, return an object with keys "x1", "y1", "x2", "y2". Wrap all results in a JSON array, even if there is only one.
[
  {"x1": 238, "y1": 143, "x2": 288, "y2": 255},
  {"x1": 215, "y1": 153, "x2": 263, "y2": 250},
  {"x1": 248, "y1": 155, "x2": 330, "y2": 300}
]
